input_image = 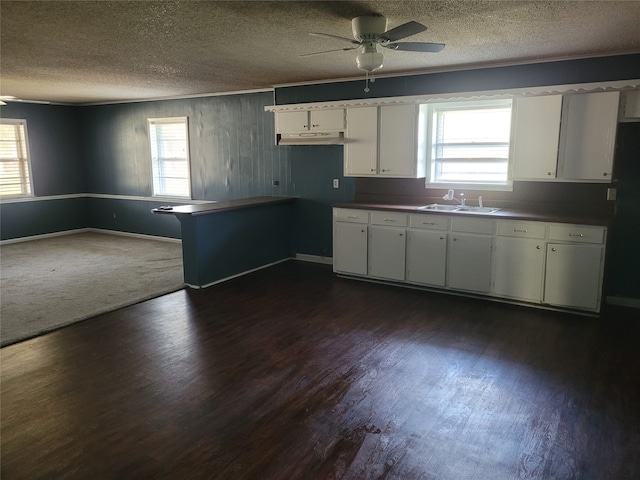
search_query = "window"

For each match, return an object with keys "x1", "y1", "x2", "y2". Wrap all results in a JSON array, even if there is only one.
[
  {"x1": 427, "y1": 100, "x2": 513, "y2": 187},
  {"x1": 148, "y1": 117, "x2": 191, "y2": 198},
  {"x1": 0, "y1": 119, "x2": 33, "y2": 197}
]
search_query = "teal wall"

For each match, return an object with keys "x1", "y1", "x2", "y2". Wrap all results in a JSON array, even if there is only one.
[{"x1": 1, "y1": 53, "x2": 638, "y2": 300}]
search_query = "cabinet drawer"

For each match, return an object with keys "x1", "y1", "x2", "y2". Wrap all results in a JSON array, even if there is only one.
[
  {"x1": 370, "y1": 211, "x2": 408, "y2": 227},
  {"x1": 496, "y1": 221, "x2": 546, "y2": 239},
  {"x1": 549, "y1": 225, "x2": 606, "y2": 244},
  {"x1": 451, "y1": 217, "x2": 495, "y2": 235},
  {"x1": 410, "y1": 214, "x2": 449, "y2": 231},
  {"x1": 334, "y1": 208, "x2": 369, "y2": 224}
]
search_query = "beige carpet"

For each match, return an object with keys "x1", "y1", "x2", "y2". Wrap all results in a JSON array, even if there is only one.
[{"x1": 0, "y1": 231, "x2": 184, "y2": 346}]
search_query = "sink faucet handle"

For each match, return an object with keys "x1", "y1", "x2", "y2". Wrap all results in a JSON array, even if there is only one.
[
  {"x1": 478, "y1": 196, "x2": 483, "y2": 208},
  {"x1": 460, "y1": 193, "x2": 465, "y2": 206}
]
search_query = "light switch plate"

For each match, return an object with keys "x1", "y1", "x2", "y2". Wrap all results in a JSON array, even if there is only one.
[
  {"x1": 607, "y1": 187, "x2": 617, "y2": 201},
  {"x1": 333, "y1": 179, "x2": 339, "y2": 189}
]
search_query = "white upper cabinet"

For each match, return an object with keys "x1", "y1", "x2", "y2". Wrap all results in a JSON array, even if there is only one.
[
  {"x1": 344, "y1": 105, "x2": 426, "y2": 178},
  {"x1": 344, "y1": 107, "x2": 378, "y2": 176},
  {"x1": 378, "y1": 104, "x2": 422, "y2": 178},
  {"x1": 511, "y1": 95, "x2": 562, "y2": 180},
  {"x1": 276, "y1": 109, "x2": 345, "y2": 133},
  {"x1": 558, "y1": 91, "x2": 620, "y2": 182}
]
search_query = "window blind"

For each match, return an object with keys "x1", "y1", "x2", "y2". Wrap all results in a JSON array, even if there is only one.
[
  {"x1": 149, "y1": 118, "x2": 191, "y2": 198},
  {"x1": 0, "y1": 121, "x2": 32, "y2": 197}
]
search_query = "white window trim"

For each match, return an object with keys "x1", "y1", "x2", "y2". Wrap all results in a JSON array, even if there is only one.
[
  {"x1": 424, "y1": 99, "x2": 514, "y2": 191},
  {"x1": 0, "y1": 118, "x2": 34, "y2": 198},
  {"x1": 148, "y1": 117, "x2": 192, "y2": 199}
]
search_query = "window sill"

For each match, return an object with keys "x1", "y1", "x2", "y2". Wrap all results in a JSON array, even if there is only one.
[{"x1": 425, "y1": 182, "x2": 513, "y2": 192}]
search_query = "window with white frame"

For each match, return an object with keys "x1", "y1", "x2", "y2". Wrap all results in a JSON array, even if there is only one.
[
  {"x1": 0, "y1": 119, "x2": 33, "y2": 197},
  {"x1": 148, "y1": 117, "x2": 191, "y2": 198},
  {"x1": 426, "y1": 99, "x2": 513, "y2": 187}
]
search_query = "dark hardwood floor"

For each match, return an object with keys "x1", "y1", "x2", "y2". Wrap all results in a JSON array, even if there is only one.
[{"x1": 2, "y1": 261, "x2": 639, "y2": 479}]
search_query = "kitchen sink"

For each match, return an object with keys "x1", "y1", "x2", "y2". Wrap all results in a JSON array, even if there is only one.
[
  {"x1": 418, "y1": 204, "x2": 500, "y2": 214},
  {"x1": 455, "y1": 206, "x2": 500, "y2": 214},
  {"x1": 418, "y1": 204, "x2": 460, "y2": 211}
]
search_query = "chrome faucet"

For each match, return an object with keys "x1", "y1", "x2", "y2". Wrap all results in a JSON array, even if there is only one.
[{"x1": 442, "y1": 189, "x2": 466, "y2": 206}]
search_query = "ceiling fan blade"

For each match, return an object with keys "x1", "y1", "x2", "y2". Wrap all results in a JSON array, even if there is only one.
[
  {"x1": 384, "y1": 42, "x2": 446, "y2": 53},
  {"x1": 379, "y1": 21, "x2": 427, "y2": 42},
  {"x1": 309, "y1": 32, "x2": 361, "y2": 45},
  {"x1": 299, "y1": 46, "x2": 360, "y2": 57}
]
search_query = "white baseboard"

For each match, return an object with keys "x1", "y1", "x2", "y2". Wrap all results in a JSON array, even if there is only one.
[
  {"x1": 0, "y1": 228, "x2": 91, "y2": 245},
  {"x1": 186, "y1": 258, "x2": 291, "y2": 289},
  {"x1": 294, "y1": 253, "x2": 333, "y2": 265},
  {"x1": 1, "y1": 228, "x2": 181, "y2": 245},
  {"x1": 87, "y1": 228, "x2": 182, "y2": 244},
  {"x1": 606, "y1": 296, "x2": 640, "y2": 309}
]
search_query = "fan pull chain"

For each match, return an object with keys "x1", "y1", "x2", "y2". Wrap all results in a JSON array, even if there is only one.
[{"x1": 363, "y1": 71, "x2": 376, "y2": 93}]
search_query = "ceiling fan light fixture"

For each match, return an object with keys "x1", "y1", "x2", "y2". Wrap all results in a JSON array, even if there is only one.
[{"x1": 356, "y1": 46, "x2": 384, "y2": 73}]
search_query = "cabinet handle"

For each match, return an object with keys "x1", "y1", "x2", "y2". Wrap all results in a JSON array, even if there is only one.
[
  {"x1": 399, "y1": 233, "x2": 404, "y2": 237},
  {"x1": 551, "y1": 247, "x2": 557, "y2": 252},
  {"x1": 547, "y1": 172, "x2": 552, "y2": 176},
  {"x1": 514, "y1": 229, "x2": 528, "y2": 233},
  {"x1": 568, "y1": 233, "x2": 584, "y2": 237},
  {"x1": 370, "y1": 168, "x2": 376, "y2": 172},
  {"x1": 361, "y1": 229, "x2": 365, "y2": 233},
  {"x1": 423, "y1": 222, "x2": 436, "y2": 225},
  {"x1": 536, "y1": 245, "x2": 541, "y2": 249},
  {"x1": 347, "y1": 216, "x2": 359, "y2": 219},
  {"x1": 603, "y1": 172, "x2": 609, "y2": 177},
  {"x1": 312, "y1": 124, "x2": 319, "y2": 127},
  {"x1": 383, "y1": 218, "x2": 395, "y2": 222},
  {"x1": 303, "y1": 125, "x2": 308, "y2": 128},
  {"x1": 440, "y1": 236, "x2": 444, "y2": 240}
]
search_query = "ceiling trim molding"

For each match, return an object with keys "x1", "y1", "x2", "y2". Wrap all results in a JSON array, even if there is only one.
[{"x1": 264, "y1": 80, "x2": 640, "y2": 112}]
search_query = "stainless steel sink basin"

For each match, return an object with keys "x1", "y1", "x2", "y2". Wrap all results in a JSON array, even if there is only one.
[
  {"x1": 455, "y1": 206, "x2": 500, "y2": 214},
  {"x1": 418, "y1": 204, "x2": 460, "y2": 211},
  {"x1": 418, "y1": 204, "x2": 500, "y2": 214}
]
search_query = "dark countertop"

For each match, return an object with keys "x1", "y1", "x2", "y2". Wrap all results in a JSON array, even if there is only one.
[
  {"x1": 152, "y1": 196, "x2": 296, "y2": 216},
  {"x1": 333, "y1": 202, "x2": 612, "y2": 227}
]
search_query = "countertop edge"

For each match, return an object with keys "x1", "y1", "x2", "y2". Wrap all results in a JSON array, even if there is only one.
[
  {"x1": 152, "y1": 196, "x2": 296, "y2": 216},
  {"x1": 333, "y1": 202, "x2": 612, "y2": 227}
]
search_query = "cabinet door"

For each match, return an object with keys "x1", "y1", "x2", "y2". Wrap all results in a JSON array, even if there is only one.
[
  {"x1": 559, "y1": 91, "x2": 619, "y2": 181},
  {"x1": 511, "y1": 95, "x2": 562, "y2": 180},
  {"x1": 448, "y1": 234, "x2": 493, "y2": 293},
  {"x1": 334, "y1": 222, "x2": 368, "y2": 276},
  {"x1": 344, "y1": 107, "x2": 378, "y2": 176},
  {"x1": 493, "y1": 236, "x2": 545, "y2": 303},
  {"x1": 276, "y1": 111, "x2": 309, "y2": 133},
  {"x1": 379, "y1": 104, "x2": 417, "y2": 177},
  {"x1": 406, "y1": 230, "x2": 447, "y2": 287},
  {"x1": 310, "y1": 109, "x2": 344, "y2": 131},
  {"x1": 544, "y1": 243, "x2": 603, "y2": 311},
  {"x1": 369, "y1": 226, "x2": 406, "y2": 281}
]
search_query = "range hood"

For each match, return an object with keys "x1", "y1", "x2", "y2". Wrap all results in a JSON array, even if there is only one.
[{"x1": 277, "y1": 132, "x2": 344, "y2": 146}]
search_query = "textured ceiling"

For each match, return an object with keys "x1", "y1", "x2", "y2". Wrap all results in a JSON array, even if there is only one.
[{"x1": 1, "y1": 1, "x2": 640, "y2": 104}]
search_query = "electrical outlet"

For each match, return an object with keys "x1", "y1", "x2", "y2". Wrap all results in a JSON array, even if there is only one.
[
  {"x1": 333, "y1": 179, "x2": 339, "y2": 189},
  {"x1": 607, "y1": 188, "x2": 617, "y2": 201},
  {"x1": 272, "y1": 180, "x2": 279, "y2": 187}
]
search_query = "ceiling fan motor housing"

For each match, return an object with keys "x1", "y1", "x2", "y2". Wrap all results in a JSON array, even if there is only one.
[{"x1": 352, "y1": 15, "x2": 387, "y2": 41}]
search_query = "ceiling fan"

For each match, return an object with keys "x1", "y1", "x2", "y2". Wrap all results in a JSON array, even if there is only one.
[{"x1": 302, "y1": 14, "x2": 445, "y2": 91}]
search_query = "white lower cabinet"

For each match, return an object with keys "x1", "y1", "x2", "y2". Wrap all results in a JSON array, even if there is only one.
[
  {"x1": 448, "y1": 234, "x2": 493, "y2": 293},
  {"x1": 406, "y1": 230, "x2": 447, "y2": 287},
  {"x1": 544, "y1": 243, "x2": 604, "y2": 311},
  {"x1": 333, "y1": 208, "x2": 607, "y2": 313},
  {"x1": 369, "y1": 226, "x2": 406, "y2": 281},
  {"x1": 493, "y1": 237, "x2": 545, "y2": 303},
  {"x1": 493, "y1": 221, "x2": 547, "y2": 303},
  {"x1": 333, "y1": 209, "x2": 369, "y2": 276}
]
